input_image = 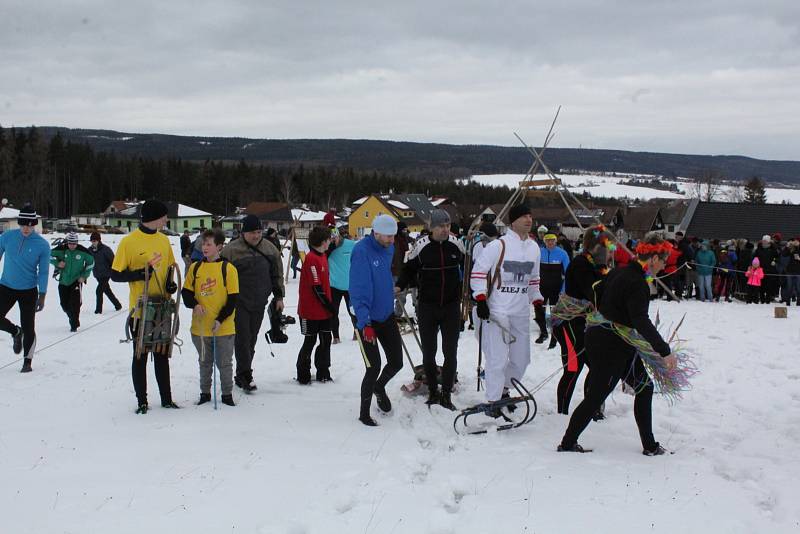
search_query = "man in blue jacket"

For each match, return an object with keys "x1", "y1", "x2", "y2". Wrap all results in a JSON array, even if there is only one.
[
  {"x1": 0, "y1": 205, "x2": 50, "y2": 372},
  {"x1": 537, "y1": 233, "x2": 570, "y2": 347},
  {"x1": 349, "y1": 215, "x2": 403, "y2": 426}
]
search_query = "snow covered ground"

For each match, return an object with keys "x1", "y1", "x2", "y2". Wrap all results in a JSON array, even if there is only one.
[
  {"x1": 2, "y1": 234, "x2": 800, "y2": 533},
  {"x1": 469, "y1": 173, "x2": 800, "y2": 204}
]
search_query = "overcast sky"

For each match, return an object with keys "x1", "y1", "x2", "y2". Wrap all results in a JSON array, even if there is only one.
[{"x1": 2, "y1": 1, "x2": 799, "y2": 160}]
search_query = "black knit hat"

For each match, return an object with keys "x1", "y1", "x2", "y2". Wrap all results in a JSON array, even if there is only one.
[
  {"x1": 507, "y1": 204, "x2": 531, "y2": 224},
  {"x1": 479, "y1": 222, "x2": 499, "y2": 237},
  {"x1": 17, "y1": 204, "x2": 38, "y2": 226},
  {"x1": 140, "y1": 200, "x2": 168, "y2": 223},
  {"x1": 241, "y1": 214, "x2": 262, "y2": 233}
]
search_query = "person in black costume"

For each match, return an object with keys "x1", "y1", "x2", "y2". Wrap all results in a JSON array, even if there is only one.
[
  {"x1": 558, "y1": 232, "x2": 677, "y2": 456},
  {"x1": 553, "y1": 225, "x2": 610, "y2": 418}
]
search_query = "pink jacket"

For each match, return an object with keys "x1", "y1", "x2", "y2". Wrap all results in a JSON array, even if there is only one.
[{"x1": 746, "y1": 266, "x2": 764, "y2": 287}]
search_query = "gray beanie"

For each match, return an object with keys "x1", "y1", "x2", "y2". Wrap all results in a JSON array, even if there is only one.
[
  {"x1": 372, "y1": 214, "x2": 398, "y2": 235},
  {"x1": 429, "y1": 209, "x2": 451, "y2": 227}
]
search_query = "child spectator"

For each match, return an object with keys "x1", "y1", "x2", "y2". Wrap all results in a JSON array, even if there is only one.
[
  {"x1": 182, "y1": 229, "x2": 240, "y2": 407},
  {"x1": 745, "y1": 257, "x2": 765, "y2": 304}
]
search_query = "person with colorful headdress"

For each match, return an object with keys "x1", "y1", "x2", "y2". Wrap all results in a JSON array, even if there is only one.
[{"x1": 558, "y1": 232, "x2": 677, "y2": 456}]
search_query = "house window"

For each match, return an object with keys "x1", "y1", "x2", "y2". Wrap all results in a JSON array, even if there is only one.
[
  {"x1": 117, "y1": 220, "x2": 121, "y2": 227},
  {"x1": 199, "y1": 219, "x2": 205, "y2": 228},
  {"x1": 183, "y1": 220, "x2": 188, "y2": 229},
  {"x1": 364, "y1": 210, "x2": 369, "y2": 218},
  {"x1": 127, "y1": 221, "x2": 132, "y2": 229},
  {"x1": 668, "y1": 225, "x2": 675, "y2": 232}
]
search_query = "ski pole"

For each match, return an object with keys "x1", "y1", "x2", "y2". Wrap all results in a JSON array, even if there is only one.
[
  {"x1": 212, "y1": 335, "x2": 218, "y2": 410},
  {"x1": 477, "y1": 317, "x2": 483, "y2": 392}
]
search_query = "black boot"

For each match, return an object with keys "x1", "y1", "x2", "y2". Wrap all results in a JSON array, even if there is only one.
[
  {"x1": 135, "y1": 403, "x2": 149, "y2": 414},
  {"x1": 12, "y1": 327, "x2": 23, "y2": 354},
  {"x1": 501, "y1": 389, "x2": 517, "y2": 413},
  {"x1": 197, "y1": 393, "x2": 211, "y2": 405},
  {"x1": 547, "y1": 336, "x2": 558, "y2": 349},
  {"x1": 374, "y1": 386, "x2": 392, "y2": 413},
  {"x1": 643, "y1": 443, "x2": 667, "y2": 456},
  {"x1": 20, "y1": 358, "x2": 32, "y2": 373},
  {"x1": 425, "y1": 386, "x2": 440, "y2": 406},
  {"x1": 557, "y1": 442, "x2": 590, "y2": 453},
  {"x1": 535, "y1": 333, "x2": 548, "y2": 344},
  {"x1": 359, "y1": 398, "x2": 377, "y2": 426},
  {"x1": 221, "y1": 394, "x2": 235, "y2": 406},
  {"x1": 439, "y1": 390, "x2": 457, "y2": 411},
  {"x1": 161, "y1": 401, "x2": 181, "y2": 409}
]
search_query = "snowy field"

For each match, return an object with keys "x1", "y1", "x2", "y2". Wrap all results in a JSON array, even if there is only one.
[
  {"x1": 2, "y1": 234, "x2": 800, "y2": 533},
  {"x1": 469, "y1": 173, "x2": 800, "y2": 204}
]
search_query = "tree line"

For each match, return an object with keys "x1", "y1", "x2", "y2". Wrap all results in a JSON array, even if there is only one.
[{"x1": 0, "y1": 126, "x2": 512, "y2": 217}]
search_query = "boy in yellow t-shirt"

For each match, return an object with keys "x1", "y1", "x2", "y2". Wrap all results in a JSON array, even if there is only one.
[{"x1": 182, "y1": 229, "x2": 240, "y2": 407}]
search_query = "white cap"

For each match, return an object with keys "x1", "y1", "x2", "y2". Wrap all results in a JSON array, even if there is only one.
[
  {"x1": 762, "y1": 234, "x2": 771, "y2": 242},
  {"x1": 537, "y1": 225, "x2": 548, "y2": 233},
  {"x1": 66, "y1": 232, "x2": 79, "y2": 243},
  {"x1": 372, "y1": 214, "x2": 398, "y2": 235}
]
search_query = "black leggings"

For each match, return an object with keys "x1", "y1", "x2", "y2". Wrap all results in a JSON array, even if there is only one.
[
  {"x1": 0, "y1": 285, "x2": 38, "y2": 358},
  {"x1": 297, "y1": 318, "x2": 332, "y2": 381},
  {"x1": 359, "y1": 316, "x2": 404, "y2": 408},
  {"x1": 418, "y1": 301, "x2": 460, "y2": 392},
  {"x1": 561, "y1": 327, "x2": 657, "y2": 450},
  {"x1": 330, "y1": 287, "x2": 355, "y2": 340},
  {"x1": 553, "y1": 317, "x2": 589, "y2": 414},
  {"x1": 58, "y1": 282, "x2": 82, "y2": 330},
  {"x1": 95, "y1": 277, "x2": 121, "y2": 312},
  {"x1": 129, "y1": 318, "x2": 173, "y2": 405}
]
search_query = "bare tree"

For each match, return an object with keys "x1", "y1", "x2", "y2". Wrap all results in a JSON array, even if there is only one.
[
  {"x1": 281, "y1": 174, "x2": 296, "y2": 206},
  {"x1": 722, "y1": 183, "x2": 745, "y2": 203},
  {"x1": 690, "y1": 169, "x2": 724, "y2": 202}
]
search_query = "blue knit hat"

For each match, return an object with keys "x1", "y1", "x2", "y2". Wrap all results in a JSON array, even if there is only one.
[{"x1": 372, "y1": 214, "x2": 398, "y2": 235}]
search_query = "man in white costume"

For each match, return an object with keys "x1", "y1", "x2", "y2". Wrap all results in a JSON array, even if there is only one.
[{"x1": 470, "y1": 204, "x2": 543, "y2": 409}]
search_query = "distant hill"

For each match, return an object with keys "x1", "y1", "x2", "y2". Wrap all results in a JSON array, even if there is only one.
[{"x1": 35, "y1": 126, "x2": 800, "y2": 185}]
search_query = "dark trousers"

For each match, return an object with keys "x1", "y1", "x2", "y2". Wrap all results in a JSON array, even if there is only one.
[
  {"x1": 554, "y1": 317, "x2": 589, "y2": 414},
  {"x1": 359, "y1": 316, "x2": 404, "y2": 412},
  {"x1": 534, "y1": 290, "x2": 559, "y2": 335},
  {"x1": 0, "y1": 285, "x2": 37, "y2": 358},
  {"x1": 417, "y1": 301, "x2": 460, "y2": 392},
  {"x1": 297, "y1": 318, "x2": 332, "y2": 381},
  {"x1": 130, "y1": 318, "x2": 173, "y2": 406},
  {"x1": 233, "y1": 306, "x2": 266, "y2": 383},
  {"x1": 58, "y1": 282, "x2": 82, "y2": 330},
  {"x1": 331, "y1": 287, "x2": 355, "y2": 340},
  {"x1": 561, "y1": 327, "x2": 657, "y2": 451},
  {"x1": 95, "y1": 277, "x2": 121, "y2": 312}
]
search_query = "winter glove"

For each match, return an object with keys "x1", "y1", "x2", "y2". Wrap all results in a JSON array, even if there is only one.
[
  {"x1": 35, "y1": 294, "x2": 46, "y2": 312},
  {"x1": 475, "y1": 294, "x2": 490, "y2": 320},
  {"x1": 532, "y1": 299, "x2": 544, "y2": 307},
  {"x1": 362, "y1": 325, "x2": 377, "y2": 344}
]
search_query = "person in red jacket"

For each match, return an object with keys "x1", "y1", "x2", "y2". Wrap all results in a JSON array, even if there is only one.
[
  {"x1": 296, "y1": 226, "x2": 336, "y2": 384},
  {"x1": 613, "y1": 240, "x2": 635, "y2": 269},
  {"x1": 660, "y1": 241, "x2": 681, "y2": 300}
]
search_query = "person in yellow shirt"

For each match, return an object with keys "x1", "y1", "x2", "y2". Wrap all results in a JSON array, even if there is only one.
[
  {"x1": 111, "y1": 200, "x2": 180, "y2": 414},
  {"x1": 182, "y1": 229, "x2": 239, "y2": 407}
]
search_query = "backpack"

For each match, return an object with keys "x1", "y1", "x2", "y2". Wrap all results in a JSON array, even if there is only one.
[{"x1": 191, "y1": 259, "x2": 229, "y2": 293}]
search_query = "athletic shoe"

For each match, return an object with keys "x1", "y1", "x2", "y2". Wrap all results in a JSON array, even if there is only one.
[
  {"x1": 548, "y1": 336, "x2": 558, "y2": 350},
  {"x1": 535, "y1": 333, "x2": 548, "y2": 344},
  {"x1": 20, "y1": 358, "x2": 32, "y2": 373},
  {"x1": 135, "y1": 403, "x2": 148, "y2": 414},
  {"x1": 359, "y1": 415, "x2": 378, "y2": 426},
  {"x1": 221, "y1": 394, "x2": 235, "y2": 407},
  {"x1": 501, "y1": 390, "x2": 517, "y2": 413},
  {"x1": 374, "y1": 387, "x2": 392, "y2": 413},
  {"x1": 197, "y1": 393, "x2": 211, "y2": 405},
  {"x1": 592, "y1": 410, "x2": 606, "y2": 422},
  {"x1": 12, "y1": 327, "x2": 23, "y2": 354},
  {"x1": 643, "y1": 444, "x2": 667, "y2": 456},
  {"x1": 161, "y1": 401, "x2": 181, "y2": 409},
  {"x1": 557, "y1": 442, "x2": 589, "y2": 453}
]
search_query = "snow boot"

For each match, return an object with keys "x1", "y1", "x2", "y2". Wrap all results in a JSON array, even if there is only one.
[
  {"x1": 135, "y1": 403, "x2": 149, "y2": 414},
  {"x1": 374, "y1": 387, "x2": 392, "y2": 413},
  {"x1": 535, "y1": 332, "x2": 548, "y2": 344},
  {"x1": 501, "y1": 389, "x2": 517, "y2": 413},
  {"x1": 12, "y1": 327, "x2": 23, "y2": 354},
  {"x1": 643, "y1": 443, "x2": 667, "y2": 456},
  {"x1": 20, "y1": 358, "x2": 32, "y2": 373},
  {"x1": 425, "y1": 386, "x2": 440, "y2": 406},
  {"x1": 221, "y1": 394, "x2": 235, "y2": 407},
  {"x1": 439, "y1": 390, "x2": 457, "y2": 411},
  {"x1": 197, "y1": 393, "x2": 211, "y2": 405}
]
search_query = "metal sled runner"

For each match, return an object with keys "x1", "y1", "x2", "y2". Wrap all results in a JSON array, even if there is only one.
[{"x1": 453, "y1": 378, "x2": 538, "y2": 435}]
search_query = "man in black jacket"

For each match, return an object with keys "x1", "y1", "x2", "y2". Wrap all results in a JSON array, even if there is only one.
[
  {"x1": 180, "y1": 230, "x2": 192, "y2": 271},
  {"x1": 221, "y1": 214, "x2": 285, "y2": 392},
  {"x1": 89, "y1": 232, "x2": 122, "y2": 314},
  {"x1": 559, "y1": 232, "x2": 677, "y2": 456},
  {"x1": 396, "y1": 209, "x2": 464, "y2": 410}
]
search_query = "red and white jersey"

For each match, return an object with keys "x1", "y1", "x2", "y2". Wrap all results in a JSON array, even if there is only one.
[
  {"x1": 298, "y1": 249, "x2": 332, "y2": 320},
  {"x1": 470, "y1": 230, "x2": 543, "y2": 317}
]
